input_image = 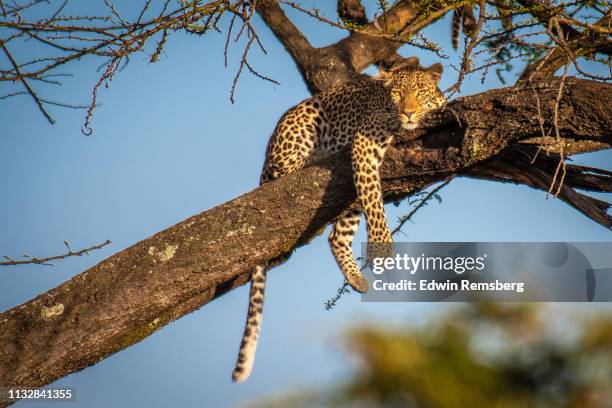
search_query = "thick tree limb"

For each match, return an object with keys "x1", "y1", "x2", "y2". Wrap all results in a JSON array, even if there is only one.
[
  {"x1": 255, "y1": 0, "x2": 315, "y2": 84},
  {"x1": 256, "y1": 0, "x2": 467, "y2": 92},
  {"x1": 257, "y1": 0, "x2": 610, "y2": 93},
  {"x1": 0, "y1": 77, "x2": 610, "y2": 397},
  {"x1": 469, "y1": 145, "x2": 612, "y2": 228}
]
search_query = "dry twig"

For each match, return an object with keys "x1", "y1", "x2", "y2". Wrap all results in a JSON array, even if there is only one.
[{"x1": 1, "y1": 240, "x2": 111, "y2": 267}]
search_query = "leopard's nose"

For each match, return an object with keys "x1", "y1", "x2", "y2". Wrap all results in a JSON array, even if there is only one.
[{"x1": 404, "y1": 111, "x2": 415, "y2": 120}]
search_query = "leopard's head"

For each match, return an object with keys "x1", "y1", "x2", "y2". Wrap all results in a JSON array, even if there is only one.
[{"x1": 375, "y1": 57, "x2": 446, "y2": 130}]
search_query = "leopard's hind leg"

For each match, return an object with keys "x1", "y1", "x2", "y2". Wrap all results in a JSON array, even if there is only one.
[{"x1": 328, "y1": 203, "x2": 369, "y2": 293}]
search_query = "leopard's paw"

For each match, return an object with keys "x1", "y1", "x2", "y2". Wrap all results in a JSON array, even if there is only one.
[{"x1": 346, "y1": 271, "x2": 369, "y2": 293}]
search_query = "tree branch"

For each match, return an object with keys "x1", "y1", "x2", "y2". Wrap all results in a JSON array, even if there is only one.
[
  {"x1": 519, "y1": 9, "x2": 612, "y2": 82},
  {"x1": 255, "y1": 0, "x2": 315, "y2": 85},
  {"x1": 469, "y1": 145, "x2": 612, "y2": 228},
  {"x1": 0, "y1": 40, "x2": 55, "y2": 124},
  {"x1": 391, "y1": 176, "x2": 455, "y2": 236},
  {"x1": 0, "y1": 240, "x2": 111, "y2": 267},
  {"x1": 0, "y1": 77, "x2": 609, "y2": 397},
  {"x1": 256, "y1": 0, "x2": 467, "y2": 92}
]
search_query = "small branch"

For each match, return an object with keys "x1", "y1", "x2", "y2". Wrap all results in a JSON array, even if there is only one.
[
  {"x1": 224, "y1": 13, "x2": 236, "y2": 67},
  {"x1": 324, "y1": 281, "x2": 351, "y2": 311},
  {"x1": 229, "y1": 35, "x2": 254, "y2": 103},
  {"x1": 391, "y1": 176, "x2": 454, "y2": 236},
  {"x1": 548, "y1": 62, "x2": 569, "y2": 196},
  {"x1": 518, "y1": 11, "x2": 612, "y2": 83},
  {"x1": 0, "y1": 40, "x2": 55, "y2": 124},
  {"x1": 280, "y1": 1, "x2": 348, "y2": 30},
  {"x1": 0, "y1": 240, "x2": 112, "y2": 267},
  {"x1": 0, "y1": 0, "x2": 232, "y2": 125},
  {"x1": 244, "y1": 60, "x2": 280, "y2": 85},
  {"x1": 82, "y1": 57, "x2": 121, "y2": 135}
]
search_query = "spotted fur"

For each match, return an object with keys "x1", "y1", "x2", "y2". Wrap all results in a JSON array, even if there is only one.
[
  {"x1": 452, "y1": 7, "x2": 463, "y2": 50},
  {"x1": 232, "y1": 58, "x2": 446, "y2": 382},
  {"x1": 452, "y1": 6, "x2": 477, "y2": 49},
  {"x1": 232, "y1": 264, "x2": 265, "y2": 383}
]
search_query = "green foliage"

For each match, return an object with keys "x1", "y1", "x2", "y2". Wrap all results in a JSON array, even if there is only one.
[
  {"x1": 247, "y1": 304, "x2": 612, "y2": 408},
  {"x1": 340, "y1": 305, "x2": 612, "y2": 407},
  {"x1": 341, "y1": 19, "x2": 367, "y2": 30}
]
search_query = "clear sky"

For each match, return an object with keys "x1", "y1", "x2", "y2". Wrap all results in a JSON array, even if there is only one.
[{"x1": 1, "y1": 1, "x2": 610, "y2": 407}]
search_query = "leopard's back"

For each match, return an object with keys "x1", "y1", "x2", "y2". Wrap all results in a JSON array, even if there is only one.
[{"x1": 261, "y1": 79, "x2": 395, "y2": 184}]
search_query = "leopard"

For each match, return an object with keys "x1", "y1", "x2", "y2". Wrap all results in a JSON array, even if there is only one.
[{"x1": 232, "y1": 57, "x2": 446, "y2": 383}]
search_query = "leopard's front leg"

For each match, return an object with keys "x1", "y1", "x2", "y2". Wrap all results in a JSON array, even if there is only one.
[{"x1": 351, "y1": 131, "x2": 394, "y2": 263}]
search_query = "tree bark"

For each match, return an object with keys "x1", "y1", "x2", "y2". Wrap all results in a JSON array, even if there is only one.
[{"x1": 1, "y1": 77, "x2": 610, "y2": 397}]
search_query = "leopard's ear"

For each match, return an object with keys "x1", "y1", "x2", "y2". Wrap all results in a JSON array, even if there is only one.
[
  {"x1": 373, "y1": 68, "x2": 394, "y2": 87},
  {"x1": 426, "y1": 63, "x2": 443, "y2": 83}
]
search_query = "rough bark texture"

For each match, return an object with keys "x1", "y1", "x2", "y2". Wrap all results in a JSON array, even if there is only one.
[{"x1": 1, "y1": 77, "x2": 610, "y2": 396}]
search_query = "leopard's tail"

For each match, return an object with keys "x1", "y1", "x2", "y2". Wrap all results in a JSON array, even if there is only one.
[
  {"x1": 232, "y1": 264, "x2": 267, "y2": 383},
  {"x1": 451, "y1": 7, "x2": 463, "y2": 50}
]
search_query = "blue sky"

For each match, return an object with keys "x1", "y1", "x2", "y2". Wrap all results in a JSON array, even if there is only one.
[{"x1": 0, "y1": 1, "x2": 610, "y2": 407}]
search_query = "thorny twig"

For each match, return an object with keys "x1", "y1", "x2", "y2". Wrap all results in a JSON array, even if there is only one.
[
  {"x1": 0, "y1": 40, "x2": 55, "y2": 124},
  {"x1": 391, "y1": 177, "x2": 454, "y2": 236},
  {"x1": 324, "y1": 281, "x2": 351, "y2": 311},
  {"x1": 230, "y1": 34, "x2": 254, "y2": 104},
  {"x1": 1, "y1": 239, "x2": 111, "y2": 266},
  {"x1": 0, "y1": 0, "x2": 277, "y2": 129},
  {"x1": 529, "y1": 86, "x2": 552, "y2": 163},
  {"x1": 548, "y1": 62, "x2": 570, "y2": 197}
]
